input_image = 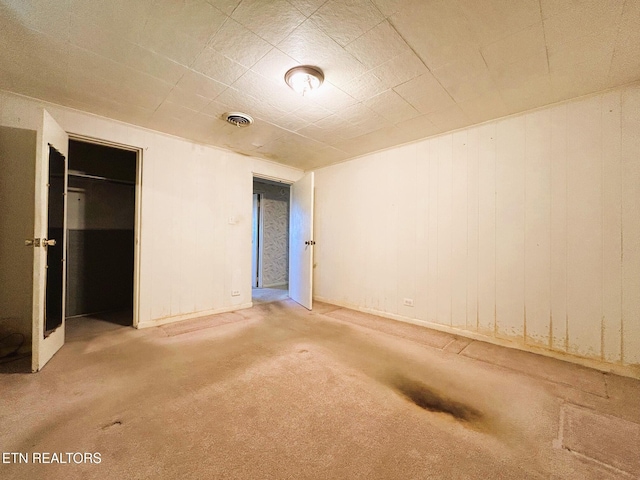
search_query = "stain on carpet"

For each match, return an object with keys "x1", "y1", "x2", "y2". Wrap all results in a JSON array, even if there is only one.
[
  {"x1": 101, "y1": 420, "x2": 122, "y2": 430},
  {"x1": 388, "y1": 373, "x2": 485, "y2": 430}
]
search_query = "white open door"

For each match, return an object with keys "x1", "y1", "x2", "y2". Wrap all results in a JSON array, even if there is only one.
[
  {"x1": 288, "y1": 172, "x2": 314, "y2": 310},
  {"x1": 32, "y1": 111, "x2": 69, "y2": 371}
]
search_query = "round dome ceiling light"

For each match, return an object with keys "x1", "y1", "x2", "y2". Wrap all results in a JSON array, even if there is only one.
[
  {"x1": 224, "y1": 112, "x2": 254, "y2": 127},
  {"x1": 284, "y1": 65, "x2": 324, "y2": 96}
]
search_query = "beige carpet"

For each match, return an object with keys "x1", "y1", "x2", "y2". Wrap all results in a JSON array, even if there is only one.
[{"x1": 1, "y1": 300, "x2": 638, "y2": 479}]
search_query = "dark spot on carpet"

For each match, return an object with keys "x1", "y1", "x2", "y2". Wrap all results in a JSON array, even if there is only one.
[
  {"x1": 390, "y1": 374, "x2": 483, "y2": 426},
  {"x1": 298, "y1": 349, "x2": 308, "y2": 353},
  {"x1": 102, "y1": 420, "x2": 122, "y2": 430}
]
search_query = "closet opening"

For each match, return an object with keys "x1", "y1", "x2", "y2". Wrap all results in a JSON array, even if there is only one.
[{"x1": 65, "y1": 138, "x2": 139, "y2": 332}]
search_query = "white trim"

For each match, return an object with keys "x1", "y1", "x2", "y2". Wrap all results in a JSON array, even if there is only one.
[
  {"x1": 252, "y1": 193, "x2": 265, "y2": 288},
  {"x1": 66, "y1": 133, "x2": 140, "y2": 152},
  {"x1": 313, "y1": 296, "x2": 640, "y2": 380},
  {"x1": 257, "y1": 194, "x2": 264, "y2": 288},
  {"x1": 252, "y1": 173, "x2": 294, "y2": 185},
  {"x1": 252, "y1": 175, "x2": 292, "y2": 296},
  {"x1": 133, "y1": 146, "x2": 142, "y2": 329},
  {"x1": 137, "y1": 302, "x2": 253, "y2": 329}
]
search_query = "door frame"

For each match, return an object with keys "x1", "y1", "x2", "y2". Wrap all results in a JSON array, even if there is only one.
[
  {"x1": 252, "y1": 193, "x2": 265, "y2": 288},
  {"x1": 67, "y1": 133, "x2": 143, "y2": 328},
  {"x1": 251, "y1": 173, "x2": 293, "y2": 295},
  {"x1": 251, "y1": 172, "x2": 315, "y2": 306}
]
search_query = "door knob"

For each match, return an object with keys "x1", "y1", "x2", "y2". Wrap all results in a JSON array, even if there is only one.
[{"x1": 43, "y1": 238, "x2": 56, "y2": 247}]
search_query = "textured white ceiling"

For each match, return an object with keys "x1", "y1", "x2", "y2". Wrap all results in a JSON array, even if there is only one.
[{"x1": 1, "y1": 0, "x2": 638, "y2": 170}]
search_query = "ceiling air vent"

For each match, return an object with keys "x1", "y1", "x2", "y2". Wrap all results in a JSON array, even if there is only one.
[{"x1": 224, "y1": 112, "x2": 253, "y2": 127}]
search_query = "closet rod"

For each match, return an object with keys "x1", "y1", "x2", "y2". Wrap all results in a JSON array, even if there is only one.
[{"x1": 68, "y1": 171, "x2": 135, "y2": 186}]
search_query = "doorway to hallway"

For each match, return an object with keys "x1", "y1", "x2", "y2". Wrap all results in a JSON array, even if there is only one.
[{"x1": 252, "y1": 178, "x2": 291, "y2": 304}]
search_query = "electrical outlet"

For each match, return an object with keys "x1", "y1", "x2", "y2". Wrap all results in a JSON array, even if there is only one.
[
  {"x1": 231, "y1": 290, "x2": 240, "y2": 297},
  {"x1": 403, "y1": 298, "x2": 414, "y2": 307}
]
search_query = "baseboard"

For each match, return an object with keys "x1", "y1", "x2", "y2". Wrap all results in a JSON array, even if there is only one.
[
  {"x1": 313, "y1": 296, "x2": 640, "y2": 380},
  {"x1": 137, "y1": 302, "x2": 253, "y2": 329}
]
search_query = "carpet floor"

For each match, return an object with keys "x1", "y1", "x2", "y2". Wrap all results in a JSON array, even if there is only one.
[{"x1": 1, "y1": 300, "x2": 638, "y2": 479}]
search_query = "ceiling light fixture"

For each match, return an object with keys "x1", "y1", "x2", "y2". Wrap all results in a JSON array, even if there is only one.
[{"x1": 284, "y1": 65, "x2": 324, "y2": 96}]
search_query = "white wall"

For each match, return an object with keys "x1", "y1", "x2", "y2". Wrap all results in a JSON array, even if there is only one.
[
  {"x1": 0, "y1": 90, "x2": 303, "y2": 328},
  {"x1": 0, "y1": 126, "x2": 36, "y2": 346},
  {"x1": 314, "y1": 83, "x2": 640, "y2": 377}
]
